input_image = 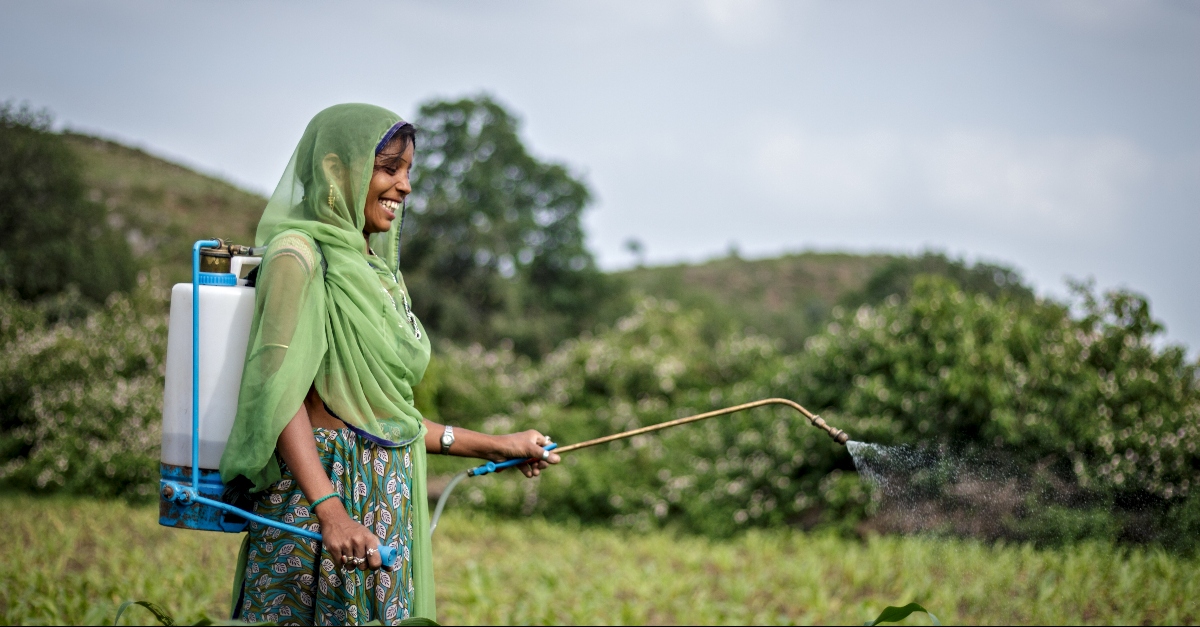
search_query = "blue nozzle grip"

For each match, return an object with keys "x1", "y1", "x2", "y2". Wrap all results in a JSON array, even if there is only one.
[
  {"x1": 379, "y1": 544, "x2": 397, "y2": 569},
  {"x1": 468, "y1": 443, "x2": 558, "y2": 476}
]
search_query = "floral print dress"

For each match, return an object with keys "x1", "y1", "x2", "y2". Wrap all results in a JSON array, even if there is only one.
[{"x1": 237, "y1": 427, "x2": 416, "y2": 625}]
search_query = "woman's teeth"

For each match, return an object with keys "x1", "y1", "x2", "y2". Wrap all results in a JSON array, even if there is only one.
[{"x1": 379, "y1": 199, "x2": 400, "y2": 217}]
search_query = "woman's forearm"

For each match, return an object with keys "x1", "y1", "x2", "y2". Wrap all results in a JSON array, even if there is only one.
[
  {"x1": 423, "y1": 420, "x2": 497, "y2": 459},
  {"x1": 422, "y1": 419, "x2": 560, "y2": 476},
  {"x1": 277, "y1": 404, "x2": 343, "y2": 519}
]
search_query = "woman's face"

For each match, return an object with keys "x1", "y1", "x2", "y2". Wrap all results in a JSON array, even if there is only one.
[{"x1": 362, "y1": 137, "x2": 414, "y2": 235}]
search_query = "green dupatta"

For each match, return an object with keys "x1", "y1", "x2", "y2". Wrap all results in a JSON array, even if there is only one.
[{"x1": 219, "y1": 103, "x2": 436, "y2": 619}]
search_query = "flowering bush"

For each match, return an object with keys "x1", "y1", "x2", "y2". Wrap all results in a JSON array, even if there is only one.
[{"x1": 0, "y1": 278, "x2": 168, "y2": 498}]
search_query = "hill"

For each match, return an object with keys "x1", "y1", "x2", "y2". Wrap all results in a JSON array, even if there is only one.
[
  {"x1": 63, "y1": 133, "x2": 263, "y2": 285},
  {"x1": 617, "y1": 253, "x2": 894, "y2": 351},
  {"x1": 63, "y1": 132, "x2": 897, "y2": 345},
  {"x1": 62, "y1": 132, "x2": 1028, "y2": 356}
]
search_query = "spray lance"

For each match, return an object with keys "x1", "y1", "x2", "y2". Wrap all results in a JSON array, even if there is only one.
[{"x1": 429, "y1": 398, "x2": 849, "y2": 534}]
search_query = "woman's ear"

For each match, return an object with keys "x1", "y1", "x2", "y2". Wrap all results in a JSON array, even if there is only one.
[{"x1": 321, "y1": 153, "x2": 346, "y2": 187}]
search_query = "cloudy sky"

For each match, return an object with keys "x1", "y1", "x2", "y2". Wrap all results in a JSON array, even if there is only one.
[{"x1": 3, "y1": 1, "x2": 1198, "y2": 352}]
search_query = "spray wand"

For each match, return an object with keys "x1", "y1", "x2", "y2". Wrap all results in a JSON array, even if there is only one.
[{"x1": 429, "y1": 398, "x2": 848, "y2": 534}]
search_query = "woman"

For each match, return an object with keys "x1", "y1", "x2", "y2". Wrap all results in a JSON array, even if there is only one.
[{"x1": 219, "y1": 103, "x2": 560, "y2": 625}]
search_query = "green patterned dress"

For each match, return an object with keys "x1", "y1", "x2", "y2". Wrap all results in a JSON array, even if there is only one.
[{"x1": 236, "y1": 427, "x2": 415, "y2": 625}]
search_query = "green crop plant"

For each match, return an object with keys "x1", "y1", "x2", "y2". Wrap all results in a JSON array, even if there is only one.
[{"x1": 4, "y1": 494, "x2": 1196, "y2": 625}]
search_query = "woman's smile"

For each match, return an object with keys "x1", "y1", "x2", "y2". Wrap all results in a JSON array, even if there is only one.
[{"x1": 379, "y1": 198, "x2": 400, "y2": 221}]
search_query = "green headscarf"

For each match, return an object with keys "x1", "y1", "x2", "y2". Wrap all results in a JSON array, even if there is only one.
[{"x1": 219, "y1": 103, "x2": 436, "y2": 619}]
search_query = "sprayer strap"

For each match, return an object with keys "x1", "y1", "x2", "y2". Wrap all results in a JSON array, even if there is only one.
[{"x1": 310, "y1": 492, "x2": 340, "y2": 511}]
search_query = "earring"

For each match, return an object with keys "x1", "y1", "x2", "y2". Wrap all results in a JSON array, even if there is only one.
[{"x1": 328, "y1": 184, "x2": 335, "y2": 209}]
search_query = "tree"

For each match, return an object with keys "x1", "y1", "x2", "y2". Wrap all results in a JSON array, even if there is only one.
[
  {"x1": 0, "y1": 102, "x2": 136, "y2": 304},
  {"x1": 403, "y1": 95, "x2": 621, "y2": 355}
]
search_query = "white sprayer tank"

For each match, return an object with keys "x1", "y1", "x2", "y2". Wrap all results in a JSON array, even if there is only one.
[{"x1": 160, "y1": 278, "x2": 256, "y2": 469}]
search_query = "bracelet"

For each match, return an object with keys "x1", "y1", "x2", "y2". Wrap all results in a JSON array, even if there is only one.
[{"x1": 310, "y1": 492, "x2": 340, "y2": 510}]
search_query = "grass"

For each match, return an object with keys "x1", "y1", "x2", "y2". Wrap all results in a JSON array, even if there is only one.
[
  {"x1": 63, "y1": 132, "x2": 264, "y2": 286},
  {"x1": 2, "y1": 493, "x2": 1197, "y2": 625}
]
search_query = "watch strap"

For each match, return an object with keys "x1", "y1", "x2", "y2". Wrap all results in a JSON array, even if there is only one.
[{"x1": 440, "y1": 425, "x2": 455, "y2": 454}]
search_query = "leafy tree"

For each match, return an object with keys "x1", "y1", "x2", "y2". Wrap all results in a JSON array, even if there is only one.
[
  {"x1": 403, "y1": 95, "x2": 623, "y2": 356},
  {"x1": 0, "y1": 102, "x2": 136, "y2": 304}
]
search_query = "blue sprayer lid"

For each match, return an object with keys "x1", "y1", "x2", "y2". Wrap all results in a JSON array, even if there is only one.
[{"x1": 198, "y1": 272, "x2": 237, "y2": 286}]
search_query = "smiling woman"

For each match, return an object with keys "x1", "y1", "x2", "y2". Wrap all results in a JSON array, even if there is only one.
[{"x1": 218, "y1": 104, "x2": 559, "y2": 626}]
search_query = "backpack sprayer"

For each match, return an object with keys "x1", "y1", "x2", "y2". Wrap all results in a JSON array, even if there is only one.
[
  {"x1": 156, "y1": 240, "x2": 407, "y2": 567},
  {"x1": 158, "y1": 241, "x2": 850, "y2": 552}
]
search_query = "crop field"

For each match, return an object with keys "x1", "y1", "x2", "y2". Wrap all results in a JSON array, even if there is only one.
[{"x1": 1, "y1": 493, "x2": 1197, "y2": 625}]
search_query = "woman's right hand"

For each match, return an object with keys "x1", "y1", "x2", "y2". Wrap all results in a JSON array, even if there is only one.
[{"x1": 315, "y1": 499, "x2": 384, "y2": 571}]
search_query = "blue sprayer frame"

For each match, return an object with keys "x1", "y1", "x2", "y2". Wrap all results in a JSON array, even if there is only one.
[
  {"x1": 159, "y1": 240, "x2": 555, "y2": 562},
  {"x1": 157, "y1": 240, "x2": 401, "y2": 568}
]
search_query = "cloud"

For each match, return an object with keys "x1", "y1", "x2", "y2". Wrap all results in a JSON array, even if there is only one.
[
  {"x1": 920, "y1": 132, "x2": 1149, "y2": 232},
  {"x1": 749, "y1": 126, "x2": 1151, "y2": 240},
  {"x1": 696, "y1": 0, "x2": 788, "y2": 44}
]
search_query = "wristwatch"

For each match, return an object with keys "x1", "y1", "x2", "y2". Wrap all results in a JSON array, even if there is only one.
[{"x1": 439, "y1": 425, "x2": 455, "y2": 454}]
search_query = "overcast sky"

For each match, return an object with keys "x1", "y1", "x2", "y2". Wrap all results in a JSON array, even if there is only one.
[{"x1": 3, "y1": 1, "x2": 1198, "y2": 353}]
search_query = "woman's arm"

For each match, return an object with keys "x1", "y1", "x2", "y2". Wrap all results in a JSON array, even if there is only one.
[
  {"x1": 423, "y1": 420, "x2": 560, "y2": 478},
  {"x1": 277, "y1": 404, "x2": 384, "y2": 570}
]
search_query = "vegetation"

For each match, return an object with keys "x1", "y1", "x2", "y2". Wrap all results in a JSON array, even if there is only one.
[
  {"x1": 840, "y1": 252, "x2": 1035, "y2": 309},
  {"x1": 0, "y1": 103, "x2": 137, "y2": 304},
  {"x1": 3, "y1": 494, "x2": 1196, "y2": 625},
  {"x1": 62, "y1": 132, "x2": 262, "y2": 287},
  {"x1": 0, "y1": 283, "x2": 167, "y2": 499},
  {"x1": 619, "y1": 251, "x2": 892, "y2": 352},
  {"x1": 618, "y1": 251, "x2": 1036, "y2": 353},
  {"x1": 796, "y1": 277, "x2": 1200, "y2": 547},
  {"x1": 405, "y1": 95, "x2": 623, "y2": 356},
  {"x1": 424, "y1": 278, "x2": 1200, "y2": 546}
]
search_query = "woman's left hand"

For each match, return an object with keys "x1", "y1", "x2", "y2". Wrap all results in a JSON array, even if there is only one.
[{"x1": 486, "y1": 430, "x2": 560, "y2": 478}]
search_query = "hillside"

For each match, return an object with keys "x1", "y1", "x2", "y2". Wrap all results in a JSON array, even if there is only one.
[
  {"x1": 617, "y1": 253, "x2": 894, "y2": 351},
  {"x1": 64, "y1": 133, "x2": 264, "y2": 285},
  {"x1": 64, "y1": 132, "x2": 896, "y2": 345}
]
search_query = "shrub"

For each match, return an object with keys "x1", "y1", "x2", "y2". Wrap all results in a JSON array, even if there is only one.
[
  {"x1": 428, "y1": 298, "x2": 871, "y2": 537},
  {"x1": 0, "y1": 279, "x2": 168, "y2": 499},
  {"x1": 787, "y1": 277, "x2": 1200, "y2": 545}
]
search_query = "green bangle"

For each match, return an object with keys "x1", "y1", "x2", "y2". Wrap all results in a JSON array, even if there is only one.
[{"x1": 310, "y1": 492, "x2": 340, "y2": 510}]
